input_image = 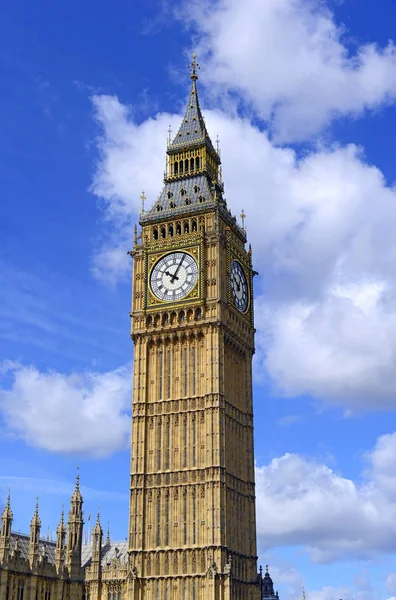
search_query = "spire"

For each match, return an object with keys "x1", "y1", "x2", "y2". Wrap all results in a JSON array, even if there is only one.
[
  {"x1": 29, "y1": 498, "x2": 41, "y2": 568},
  {"x1": 169, "y1": 53, "x2": 216, "y2": 153},
  {"x1": 261, "y1": 564, "x2": 277, "y2": 599},
  {"x1": 0, "y1": 489, "x2": 13, "y2": 561}
]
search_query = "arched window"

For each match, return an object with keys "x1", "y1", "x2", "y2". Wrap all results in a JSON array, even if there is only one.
[
  {"x1": 180, "y1": 161, "x2": 184, "y2": 174},
  {"x1": 161, "y1": 226, "x2": 166, "y2": 238},
  {"x1": 185, "y1": 159, "x2": 189, "y2": 171},
  {"x1": 153, "y1": 228, "x2": 159, "y2": 240},
  {"x1": 198, "y1": 195, "x2": 205, "y2": 203},
  {"x1": 156, "y1": 205, "x2": 162, "y2": 212},
  {"x1": 185, "y1": 198, "x2": 191, "y2": 206},
  {"x1": 167, "y1": 190, "x2": 173, "y2": 199},
  {"x1": 174, "y1": 163, "x2": 178, "y2": 175},
  {"x1": 195, "y1": 156, "x2": 200, "y2": 169},
  {"x1": 176, "y1": 223, "x2": 181, "y2": 235},
  {"x1": 168, "y1": 225, "x2": 174, "y2": 237},
  {"x1": 180, "y1": 188, "x2": 186, "y2": 196},
  {"x1": 192, "y1": 219, "x2": 197, "y2": 232},
  {"x1": 194, "y1": 184, "x2": 200, "y2": 193},
  {"x1": 184, "y1": 222, "x2": 189, "y2": 234},
  {"x1": 190, "y1": 158, "x2": 194, "y2": 171},
  {"x1": 169, "y1": 201, "x2": 176, "y2": 209}
]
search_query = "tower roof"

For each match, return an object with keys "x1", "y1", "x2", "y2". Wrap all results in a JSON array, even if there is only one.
[
  {"x1": 2, "y1": 490, "x2": 13, "y2": 521},
  {"x1": 168, "y1": 53, "x2": 216, "y2": 155}
]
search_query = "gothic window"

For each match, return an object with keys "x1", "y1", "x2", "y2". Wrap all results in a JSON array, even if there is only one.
[
  {"x1": 165, "y1": 493, "x2": 169, "y2": 546},
  {"x1": 156, "y1": 204, "x2": 163, "y2": 212},
  {"x1": 192, "y1": 581, "x2": 197, "y2": 600},
  {"x1": 166, "y1": 418, "x2": 170, "y2": 470},
  {"x1": 174, "y1": 163, "x2": 178, "y2": 175},
  {"x1": 195, "y1": 156, "x2": 200, "y2": 169},
  {"x1": 153, "y1": 228, "x2": 158, "y2": 240},
  {"x1": 184, "y1": 222, "x2": 189, "y2": 233},
  {"x1": 185, "y1": 159, "x2": 189, "y2": 171},
  {"x1": 183, "y1": 416, "x2": 188, "y2": 469},
  {"x1": 158, "y1": 418, "x2": 162, "y2": 470},
  {"x1": 190, "y1": 158, "x2": 194, "y2": 171},
  {"x1": 192, "y1": 219, "x2": 197, "y2": 232},
  {"x1": 167, "y1": 349, "x2": 171, "y2": 399},
  {"x1": 198, "y1": 195, "x2": 205, "y2": 203},
  {"x1": 176, "y1": 223, "x2": 181, "y2": 235},
  {"x1": 180, "y1": 161, "x2": 183, "y2": 174},
  {"x1": 192, "y1": 492, "x2": 197, "y2": 544},
  {"x1": 192, "y1": 416, "x2": 196, "y2": 468},
  {"x1": 159, "y1": 352, "x2": 163, "y2": 400},
  {"x1": 161, "y1": 226, "x2": 166, "y2": 238},
  {"x1": 170, "y1": 201, "x2": 176, "y2": 209},
  {"x1": 192, "y1": 346, "x2": 197, "y2": 395},
  {"x1": 167, "y1": 190, "x2": 173, "y2": 199},
  {"x1": 185, "y1": 198, "x2": 191, "y2": 205},
  {"x1": 167, "y1": 224, "x2": 173, "y2": 236},
  {"x1": 183, "y1": 346, "x2": 188, "y2": 394},
  {"x1": 180, "y1": 188, "x2": 186, "y2": 196},
  {"x1": 195, "y1": 308, "x2": 202, "y2": 320},
  {"x1": 157, "y1": 494, "x2": 161, "y2": 546},
  {"x1": 194, "y1": 184, "x2": 200, "y2": 193},
  {"x1": 183, "y1": 490, "x2": 187, "y2": 544}
]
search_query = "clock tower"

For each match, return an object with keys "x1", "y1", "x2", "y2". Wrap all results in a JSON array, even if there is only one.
[{"x1": 128, "y1": 55, "x2": 260, "y2": 600}]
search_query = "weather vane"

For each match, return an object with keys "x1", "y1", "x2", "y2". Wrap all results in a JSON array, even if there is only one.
[
  {"x1": 189, "y1": 52, "x2": 200, "y2": 80},
  {"x1": 240, "y1": 209, "x2": 246, "y2": 232},
  {"x1": 140, "y1": 191, "x2": 146, "y2": 213}
]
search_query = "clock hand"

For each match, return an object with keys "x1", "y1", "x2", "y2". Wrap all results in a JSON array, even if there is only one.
[
  {"x1": 171, "y1": 256, "x2": 184, "y2": 283},
  {"x1": 164, "y1": 270, "x2": 178, "y2": 280}
]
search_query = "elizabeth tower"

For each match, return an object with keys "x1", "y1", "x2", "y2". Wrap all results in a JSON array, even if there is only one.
[{"x1": 128, "y1": 56, "x2": 260, "y2": 600}]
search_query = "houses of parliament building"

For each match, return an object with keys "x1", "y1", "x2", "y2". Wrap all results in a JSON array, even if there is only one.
[{"x1": 0, "y1": 57, "x2": 282, "y2": 600}]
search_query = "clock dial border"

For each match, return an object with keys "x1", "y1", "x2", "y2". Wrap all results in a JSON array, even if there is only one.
[
  {"x1": 150, "y1": 251, "x2": 199, "y2": 302},
  {"x1": 145, "y1": 244, "x2": 202, "y2": 309},
  {"x1": 230, "y1": 259, "x2": 249, "y2": 313}
]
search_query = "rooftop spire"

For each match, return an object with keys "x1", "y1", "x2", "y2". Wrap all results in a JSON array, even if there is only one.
[{"x1": 189, "y1": 52, "x2": 200, "y2": 81}]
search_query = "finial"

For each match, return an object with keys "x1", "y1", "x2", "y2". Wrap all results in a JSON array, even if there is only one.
[
  {"x1": 75, "y1": 468, "x2": 80, "y2": 492},
  {"x1": 134, "y1": 224, "x2": 138, "y2": 245},
  {"x1": 216, "y1": 134, "x2": 221, "y2": 155},
  {"x1": 96, "y1": 507, "x2": 101, "y2": 524},
  {"x1": 240, "y1": 209, "x2": 246, "y2": 232},
  {"x1": 35, "y1": 496, "x2": 39, "y2": 515},
  {"x1": 266, "y1": 564, "x2": 269, "y2": 574},
  {"x1": 259, "y1": 565, "x2": 263, "y2": 577},
  {"x1": 106, "y1": 522, "x2": 110, "y2": 544},
  {"x1": 6, "y1": 487, "x2": 11, "y2": 508},
  {"x1": 167, "y1": 124, "x2": 172, "y2": 146},
  {"x1": 140, "y1": 191, "x2": 146, "y2": 214},
  {"x1": 189, "y1": 52, "x2": 200, "y2": 81},
  {"x1": 302, "y1": 579, "x2": 306, "y2": 600}
]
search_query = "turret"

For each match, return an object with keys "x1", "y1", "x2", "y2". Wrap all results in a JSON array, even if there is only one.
[
  {"x1": 55, "y1": 506, "x2": 67, "y2": 572},
  {"x1": 0, "y1": 491, "x2": 13, "y2": 562},
  {"x1": 66, "y1": 473, "x2": 84, "y2": 576},
  {"x1": 260, "y1": 565, "x2": 279, "y2": 600},
  {"x1": 91, "y1": 512, "x2": 103, "y2": 577},
  {"x1": 29, "y1": 499, "x2": 41, "y2": 568}
]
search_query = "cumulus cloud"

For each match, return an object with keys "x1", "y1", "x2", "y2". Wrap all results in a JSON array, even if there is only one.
[
  {"x1": 180, "y1": 0, "x2": 396, "y2": 141},
  {"x1": 91, "y1": 96, "x2": 396, "y2": 408},
  {"x1": 255, "y1": 432, "x2": 396, "y2": 561},
  {"x1": 0, "y1": 361, "x2": 131, "y2": 457}
]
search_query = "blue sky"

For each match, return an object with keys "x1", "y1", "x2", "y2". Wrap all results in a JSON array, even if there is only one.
[{"x1": 2, "y1": 1, "x2": 396, "y2": 598}]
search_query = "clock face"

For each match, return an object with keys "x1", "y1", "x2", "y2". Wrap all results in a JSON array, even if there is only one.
[
  {"x1": 230, "y1": 260, "x2": 248, "y2": 312},
  {"x1": 150, "y1": 252, "x2": 199, "y2": 302}
]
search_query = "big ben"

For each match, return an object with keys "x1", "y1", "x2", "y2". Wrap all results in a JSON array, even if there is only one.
[{"x1": 128, "y1": 55, "x2": 260, "y2": 600}]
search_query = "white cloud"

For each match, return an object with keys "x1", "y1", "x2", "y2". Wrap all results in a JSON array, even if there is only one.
[
  {"x1": 255, "y1": 431, "x2": 396, "y2": 561},
  {"x1": 91, "y1": 97, "x2": 396, "y2": 408},
  {"x1": 0, "y1": 361, "x2": 131, "y2": 457},
  {"x1": 180, "y1": 0, "x2": 396, "y2": 141}
]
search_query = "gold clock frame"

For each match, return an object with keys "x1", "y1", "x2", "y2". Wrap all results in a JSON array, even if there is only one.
[
  {"x1": 226, "y1": 227, "x2": 253, "y2": 322},
  {"x1": 144, "y1": 232, "x2": 204, "y2": 311}
]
